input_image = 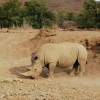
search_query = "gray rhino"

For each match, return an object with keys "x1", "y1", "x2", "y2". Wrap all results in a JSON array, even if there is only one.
[{"x1": 20, "y1": 42, "x2": 87, "y2": 79}]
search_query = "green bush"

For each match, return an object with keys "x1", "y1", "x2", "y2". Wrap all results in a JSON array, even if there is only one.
[
  {"x1": 0, "y1": 0, "x2": 24, "y2": 28},
  {"x1": 75, "y1": 0, "x2": 100, "y2": 29},
  {"x1": 24, "y1": 0, "x2": 55, "y2": 29},
  {"x1": 0, "y1": 0, "x2": 55, "y2": 28},
  {"x1": 55, "y1": 10, "x2": 75, "y2": 28},
  {"x1": 0, "y1": 0, "x2": 100, "y2": 29}
]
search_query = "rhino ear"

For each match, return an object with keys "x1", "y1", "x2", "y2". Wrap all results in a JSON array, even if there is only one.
[{"x1": 31, "y1": 53, "x2": 35, "y2": 56}]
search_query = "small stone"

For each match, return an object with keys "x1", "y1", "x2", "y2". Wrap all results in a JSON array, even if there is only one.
[
  {"x1": 19, "y1": 79, "x2": 23, "y2": 82},
  {"x1": 13, "y1": 78, "x2": 19, "y2": 81},
  {"x1": 13, "y1": 78, "x2": 23, "y2": 83},
  {"x1": 3, "y1": 78, "x2": 13, "y2": 83},
  {"x1": 0, "y1": 94, "x2": 6, "y2": 99},
  {"x1": 6, "y1": 92, "x2": 10, "y2": 96},
  {"x1": 34, "y1": 84, "x2": 37, "y2": 87},
  {"x1": 93, "y1": 54, "x2": 97, "y2": 58}
]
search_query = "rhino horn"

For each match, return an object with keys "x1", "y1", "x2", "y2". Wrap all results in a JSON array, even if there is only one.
[
  {"x1": 26, "y1": 67, "x2": 32, "y2": 71},
  {"x1": 17, "y1": 70, "x2": 32, "y2": 77}
]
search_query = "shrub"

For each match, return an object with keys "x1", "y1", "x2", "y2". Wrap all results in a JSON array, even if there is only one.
[
  {"x1": 55, "y1": 10, "x2": 75, "y2": 28},
  {"x1": 24, "y1": 0, "x2": 55, "y2": 29},
  {"x1": 0, "y1": 0, "x2": 23, "y2": 28},
  {"x1": 75, "y1": 0, "x2": 100, "y2": 29}
]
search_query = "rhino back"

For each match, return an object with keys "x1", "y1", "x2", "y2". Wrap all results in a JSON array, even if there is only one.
[{"x1": 36, "y1": 43, "x2": 80, "y2": 68}]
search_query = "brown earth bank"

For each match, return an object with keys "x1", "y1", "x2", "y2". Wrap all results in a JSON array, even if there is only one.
[{"x1": 0, "y1": 28, "x2": 100, "y2": 100}]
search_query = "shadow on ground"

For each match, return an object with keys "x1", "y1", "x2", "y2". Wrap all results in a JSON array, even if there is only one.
[{"x1": 9, "y1": 65, "x2": 72, "y2": 79}]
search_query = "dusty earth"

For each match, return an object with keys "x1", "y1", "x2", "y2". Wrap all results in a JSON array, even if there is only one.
[{"x1": 0, "y1": 28, "x2": 100, "y2": 100}]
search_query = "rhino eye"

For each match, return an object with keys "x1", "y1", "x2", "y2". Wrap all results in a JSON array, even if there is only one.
[
  {"x1": 34, "y1": 56, "x2": 38, "y2": 60},
  {"x1": 35, "y1": 69, "x2": 37, "y2": 70}
]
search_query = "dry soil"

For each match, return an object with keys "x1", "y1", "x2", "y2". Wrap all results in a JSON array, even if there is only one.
[{"x1": 0, "y1": 28, "x2": 100, "y2": 100}]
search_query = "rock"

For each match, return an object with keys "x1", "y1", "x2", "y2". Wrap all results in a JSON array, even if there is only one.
[
  {"x1": 93, "y1": 54, "x2": 97, "y2": 58},
  {"x1": 0, "y1": 94, "x2": 6, "y2": 99},
  {"x1": 13, "y1": 78, "x2": 23, "y2": 83},
  {"x1": 3, "y1": 78, "x2": 13, "y2": 83}
]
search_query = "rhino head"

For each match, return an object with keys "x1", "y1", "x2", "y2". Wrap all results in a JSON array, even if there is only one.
[{"x1": 19, "y1": 60, "x2": 43, "y2": 79}]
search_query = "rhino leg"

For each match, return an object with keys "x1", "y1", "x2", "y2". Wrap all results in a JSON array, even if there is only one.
[
  {"x1": 71, "y1": 65, "x2": 79, "y2": 75},
  {"x1": 69, "y1": 60, "x2": 79, "y2": 75},
  {"x1": 78, "y1": 61, "x2": 85, "y2": 77},
  {"x1": 48, "y1": 62, "x2": 56, "y2": 78}
]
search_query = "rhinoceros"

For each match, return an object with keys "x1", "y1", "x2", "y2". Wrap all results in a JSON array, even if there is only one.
[{"x1": 20, "y1": 42, "x2": 87, "y2": 79}]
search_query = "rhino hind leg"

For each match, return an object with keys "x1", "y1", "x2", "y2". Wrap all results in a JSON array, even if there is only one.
[
  {"x1": 78, "y1": 61, "x2": 86, "y2": 77},
  {"x1": 48, "y1": 62, "x2": 57, "y2": 78},
  {"x1": 69, "y1": 60, "x2": 79, "y2": 75}
]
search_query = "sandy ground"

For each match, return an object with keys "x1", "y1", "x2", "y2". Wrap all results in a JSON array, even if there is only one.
[{"x1": 0, "y1": 28, "x2": 100, "y2": 100}]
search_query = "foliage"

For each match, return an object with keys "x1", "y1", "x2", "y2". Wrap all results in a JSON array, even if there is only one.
[
  {"x1": 0, "y1": 0, "x2": 100, "y2": 29},
  {"x1": 0, "y1": 0, "x2": 23, "y2": 28},
  {"x1": 0, "y1": 0, "x2": 55, "y2": 28},
  {"x1": 24, "y1": 0, "x2": 55, "y2": 29},
  {"x1": 55, "y1": 10, "x2": 74, "y2": 28},
  {"x1": 76, "y1": 0, "x2": 100, "y2": 29}
]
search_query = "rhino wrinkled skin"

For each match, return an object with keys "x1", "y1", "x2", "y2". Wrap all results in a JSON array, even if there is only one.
[{"x1": 21, "y1": 42, "x2": 87, "y2": 79}]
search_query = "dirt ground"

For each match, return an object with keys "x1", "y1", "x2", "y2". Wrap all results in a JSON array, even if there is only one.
[{"x1": 0, "y1": 28, "x2": 100, "y2": 100}]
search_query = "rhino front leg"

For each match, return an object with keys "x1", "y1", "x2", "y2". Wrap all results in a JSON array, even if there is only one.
[{"x1": 48, "y1": 62, "x2": 56, "y2": 79}]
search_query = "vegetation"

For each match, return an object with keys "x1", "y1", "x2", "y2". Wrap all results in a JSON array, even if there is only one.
[
  {"x1": 0, "y1": 0, "x2": 55, "y2": 28},
  {"x1": 0, "y1": 0, "x2": 100, "y2": 29},
  {"x1": 0, "y1": 0, "x2": 23, "y2": 28},
  {"x1": 24, "y1": 0, "x2": 55, "y2": 28},
  {"x1": 55, "y1": 10, "x2": 75, "y2": 28},
  {"x1": 76, "y1": 0, "x2": 100, "y2": 29}
]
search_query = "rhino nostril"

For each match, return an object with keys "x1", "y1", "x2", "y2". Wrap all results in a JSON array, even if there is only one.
[{"x1": 30, "y1": 76, "x2": 35, "y2": 79}]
